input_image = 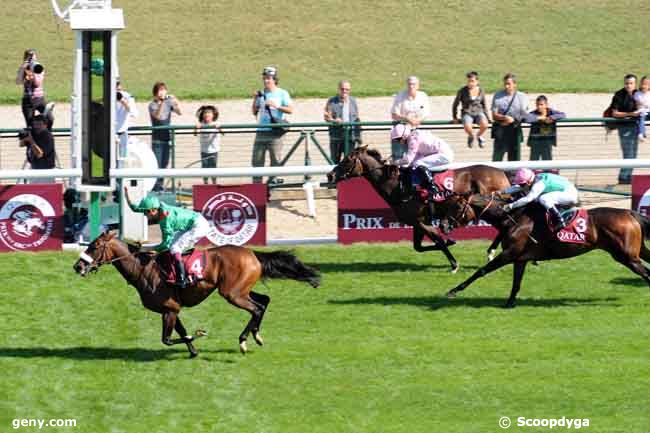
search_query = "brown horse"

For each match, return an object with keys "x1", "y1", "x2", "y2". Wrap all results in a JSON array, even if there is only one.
[
  {"x1": 73, "y1": 232, "x2": 320, "y2": 357},
  {"x1": 443, "y1": 193, "x2": 650, "y2": 308},
  {"x1": 327, "y1": 146, "x2": 510, "y2": 272}
]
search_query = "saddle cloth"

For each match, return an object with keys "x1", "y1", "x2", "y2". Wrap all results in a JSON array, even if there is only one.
[
  {"x1": 546, "y1": 207, "x2": 589, "y2": 244},
  {"x1": 157, "y1": 249, "x2": 207, "y2": 284}
]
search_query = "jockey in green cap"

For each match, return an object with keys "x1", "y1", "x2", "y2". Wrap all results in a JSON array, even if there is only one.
[{"x1": 124, "y1": 187, "x2": 211, "y2": 288}]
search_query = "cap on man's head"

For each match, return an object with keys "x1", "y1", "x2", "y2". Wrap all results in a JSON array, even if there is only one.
[
  {"x1": 138, "y1": 195, "x2": 161, "y2": 211},
  {"x1": 262, "y1": 66, "x2": 277, "y2": 77},
  {"x1": 407, "y1": 75, "x2": 419, "y2": 84},
  {"x1": 32, "y1": 114, "x2": 46, "y2": 123}
]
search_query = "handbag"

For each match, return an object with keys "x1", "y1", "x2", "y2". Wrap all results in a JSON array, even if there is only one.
[
  {"x1": 264, "y1": 97, "x2": 290, "y2": 137},
  {"x1": 491, "y1": 92, "x2": 519, "y2": 140},
  {"x1": 602, "y1": 106, "x2": 617, "y2": 131}
]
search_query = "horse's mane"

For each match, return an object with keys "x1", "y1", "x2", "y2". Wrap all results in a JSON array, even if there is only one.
[{"x1": 365, "y1": 148, "x2": 383, "y2": 163}]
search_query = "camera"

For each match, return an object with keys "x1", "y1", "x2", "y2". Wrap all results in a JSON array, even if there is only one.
[
  {"x1": 256, "y1": 91, "x2": 264, "y2": 98},
  {"x1": 31, "y1": 62, "x2": 44, "y2": 74},
  {"x1": 17, "y1": 128, "x2": 32, "y2": 140},
  {"x1": 116, "y1": 91, "x2": 123, "y2": 101}
]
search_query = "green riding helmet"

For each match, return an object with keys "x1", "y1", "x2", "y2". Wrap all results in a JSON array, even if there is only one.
[{"x1": 138, "y1": 195, "x2": 160, "y2": 211}]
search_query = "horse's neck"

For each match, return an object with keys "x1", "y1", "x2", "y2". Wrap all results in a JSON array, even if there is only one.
[
  {"x1": 109, "y1": 241, "x2": 155, "y2": 293},
  {"x1": 363, "y1": 164, "x2": 401, "y2": 205}
]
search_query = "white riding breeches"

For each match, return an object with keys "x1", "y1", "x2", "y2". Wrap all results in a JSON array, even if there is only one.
[
  {"x1": 538, "y1": 185, "x2": 579, "y2": 209},
  {"x1": 169, "y1": 215, "x2": 211, "y2": 255},
  {"x1": 412, "y1": 153, "x2": 452, "y2": 171}
]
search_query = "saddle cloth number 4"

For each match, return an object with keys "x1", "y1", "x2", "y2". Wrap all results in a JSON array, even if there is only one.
[{"x1": 189, "y1": 258, "x2": 204, "y2": 279}]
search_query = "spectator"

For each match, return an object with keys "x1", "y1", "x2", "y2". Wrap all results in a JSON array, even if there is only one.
[
  {"x1": 324, "y1": 80, "x2": 362, "y2": 163},
  {"x1": 19, "y1": 115, "x2": 55, "y2": 183},
  {"x1": 525, "y1": 95, "x2": 566, "y2": 160},
  {"x1": 15, "y1": 49, "x2": 54, "y2": 130},
  {"x1": 390, "y1": 76, "x2": 431, "y2": 158},
  {"x1": 491, "y1": 73, "x2": 528, "y2": 161},
  {"x1": 251, "y1": 66, "x2": 293, "y2": 184},
  {"x1": 635, "y1": 75, "x2": 650, "y2": 142},
  {"x1": 452, "y1": 71, "x2": 490, "y2": 148},
  {"x1": 609, "y1": 74, "x2": 640, "y2": 184},
  {"x1": 148, "y1": 82, "x2": 181, "y2": 191},
  {"x1": 194, "y1": 105, "x2": 221, "y2": 185},
  {"x1": 115, "y1": 79, "x2": 138, "y2": 167}
]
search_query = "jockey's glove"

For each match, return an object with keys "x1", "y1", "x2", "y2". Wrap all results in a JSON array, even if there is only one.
[{"x1": 503, "y1": 204, "x2": 513, "y2": 212}]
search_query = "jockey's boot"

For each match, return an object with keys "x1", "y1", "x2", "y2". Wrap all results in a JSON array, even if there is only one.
[
  {"x1": 173, "y1": 253, "x2": 188, "y2": 289},
  {"x1": 415, "y1": 165, "x2": 434, "y2": 192},
  {"x1": 549, "y1": 206, "x2": 566, "y2": 231}
]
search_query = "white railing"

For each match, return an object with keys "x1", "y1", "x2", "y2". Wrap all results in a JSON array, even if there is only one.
[{"x1": 2, "y1": 159, "x2": 650, "y2": 181}]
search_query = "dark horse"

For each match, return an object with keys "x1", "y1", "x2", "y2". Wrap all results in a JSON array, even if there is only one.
[
  {"x1": 73, "y1": 232, "x2": 320, "y2": 357},
  {"x1": 327, "y1": 146, "x2": 510, "y2": 272},
  {"x1": 443, "y1": 193, "x2": 650, "y2": 307}
]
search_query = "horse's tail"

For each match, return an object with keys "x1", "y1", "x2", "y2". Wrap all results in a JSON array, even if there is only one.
[
  {"x1": 632, "y1": 212, "x2": 650, "y2": 262},
  {"x1": 253, "y1": 250, "x2": 321, "y2": 288}
]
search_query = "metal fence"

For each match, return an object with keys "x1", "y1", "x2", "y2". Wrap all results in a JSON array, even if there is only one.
[{"x1": 2, "y1": 118, "x2": 648, "y2": 188}]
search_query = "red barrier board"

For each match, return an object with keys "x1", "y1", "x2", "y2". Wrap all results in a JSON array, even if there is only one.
[
  {"x1": 337, "y1": 177, "x2": 497, "y2": 244},
  {"x1": 0, "y1": 184, "x2": 63, "y2": 252},
  {"x1": 632, "y1": 175, "x2": 650, "y2": 215},
  {"x1": 193, "y1": 184, "x2": 267, "y2": 246}
]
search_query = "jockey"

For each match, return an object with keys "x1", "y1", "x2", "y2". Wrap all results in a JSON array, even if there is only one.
[
  {"x1": 124, "y1": 188, "x2": 211, "y2": 288},
  {"x1": 502, "y1": 168, "x2": 579, "y2": 230},
  {"x1": 390, "y1": 123, "x2": 454, "y2": 196}
]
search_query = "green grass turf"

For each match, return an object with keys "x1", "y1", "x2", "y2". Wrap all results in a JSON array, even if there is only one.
[
  {"x1": 1, "y1": 242, "x2": 649, "y2": 432},
  {"x1": 2, "y1": 1, "x2": 649, "y2": 104}
]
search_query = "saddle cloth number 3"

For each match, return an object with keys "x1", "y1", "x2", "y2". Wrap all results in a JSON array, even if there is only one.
[{"x1": 574, "y1": 217, "x2": 587, "y2": 233}]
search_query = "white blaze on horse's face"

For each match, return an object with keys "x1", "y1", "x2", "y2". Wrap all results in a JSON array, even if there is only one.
[{"x1": 75, "y1": 251, "x2": 95, "y2": 276}]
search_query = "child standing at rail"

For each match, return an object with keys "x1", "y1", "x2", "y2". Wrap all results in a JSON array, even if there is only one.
[
  {"x1": 525, "y1": 95, "x2": 566, "y2": 160},
  {"x1": 635, "y1": 76, "x2": 650, "y2": 142},
  {"x1": 194, "y1": 105, "x2": 221, "y2": 184}
]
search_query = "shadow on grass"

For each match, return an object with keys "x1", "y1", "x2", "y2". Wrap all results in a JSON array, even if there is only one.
[
  {"x1": 315, "y1": 262, "x2": 481, "y2": 273},
  {"x1": 609, "y1": 276, "x2": 650, "y2": 288},
  {"x1": 0, "y1": 346, "x2": 240, "y2": 362},
  {"x1": 329, "y1": 295, "x2": 621, "y2": 310}
]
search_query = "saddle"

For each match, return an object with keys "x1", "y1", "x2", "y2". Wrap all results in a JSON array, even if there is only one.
[
  {"x1": 408, "y1": 168, "x2": 455, "y2": 203},
  {"x1": 156, "y1": 249, "x2": 207, "y2": 286},
  {"x1": 544, "y1": 207, "x2": 589, "y2": 244}
]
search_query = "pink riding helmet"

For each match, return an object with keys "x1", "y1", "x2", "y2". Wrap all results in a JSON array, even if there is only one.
[
  {"x1": 513, "y1": 167, "x2": 535, "y2": 185},
  {"x1": 390, "y1": 123, "x2": 412, "y2": 141}
]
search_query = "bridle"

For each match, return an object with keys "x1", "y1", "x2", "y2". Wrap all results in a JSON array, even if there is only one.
[
  {"x1": 78, "y1": 239, "x2": 136, "y2": 273},
  {"x1": 338, "y1": 153, "x2": 385, "y2": 180},
  {"x1": 448, "y1": 192, "x2": 496, "y2": 228}
]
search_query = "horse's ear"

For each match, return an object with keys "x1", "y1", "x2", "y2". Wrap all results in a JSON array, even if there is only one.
[
  {"x1": 105, "y1": 230, "x2": 117, "y2": 240},
  {"x1": 357, "y1": 145, "x2": 368, "y2": 152}
]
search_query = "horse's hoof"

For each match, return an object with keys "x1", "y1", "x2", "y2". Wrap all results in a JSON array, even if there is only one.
[
  {"x1": 451, "y1": 265, "x2": 460, "y2": 274},
  {"x1": 447, "y1": 290, "x2": 457, "y2": 299},
  {"x1": 195, "y1": 329, "x2": 208, "y2": 338},
  {"x1": 239, "y1": 341, "x2": 248, "y2": 354},
  {"x1": 253, "y1": 332, "x2": 264, "y2": 346},
  {"x1": 504, "y1": 302, "x2": 516, "y2": 309},
  {"x1": 487, "y1": 250, "x2": 496, "y2": 262},
  {"x1": 189, "y1": 351, "x2": 198, "y2": 359}
]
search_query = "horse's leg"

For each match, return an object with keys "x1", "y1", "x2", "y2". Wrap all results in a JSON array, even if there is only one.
[
  {"x1": 173, "y1": 317, "x2": 198, "y2": 358},
  {"x1": 505, "y1": 261, "x2": 528, "y2": 309},
  {"x1": 487, "y1": 233, "x2": 503, "y2": 262},
  {"x1": 249, "y1": 291, "x2": 270, "y2": 346},
  {"x1": 612, "y1": 254, "x2": 650, "y2": 286},
  {"x1": 161, "y1": 311, "x2": 178, "y2": 347},
  {"x1": 423, "y1": 227, "x2": 459, "y2": 273},
  {"x1": 225, "y1": 294, "x2": 263, "y2": 354},
  {"x1": 447, "y1": 251, "x2": 514, "y2": 298},
  {"x1": 413, "y1": 226, "x2": 459, "y2": 273}
]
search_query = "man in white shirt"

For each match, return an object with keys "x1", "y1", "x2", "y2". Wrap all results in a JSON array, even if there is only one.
[
  {"x1": 115, "y1": 79, "x2": 138, "y2": 167},
  {"x1": 390, "y1": 76, "x2": 431, "y2": 158}
]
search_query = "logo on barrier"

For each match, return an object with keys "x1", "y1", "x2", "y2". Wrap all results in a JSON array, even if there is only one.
[
  {"x1": 638, "y1": 188, "x2": 650, "y2": 217},
  {"x1": 0, "y1": 194, "x2": 56, "y2": 251},
  {"x1": 202, "y1": 192, "x2": 259, "y2": 246}
]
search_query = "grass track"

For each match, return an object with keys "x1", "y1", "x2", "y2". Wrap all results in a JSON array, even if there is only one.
[
  {"x1": 2, "y1": 1, "x2": 650, "y2": 103},
  {"x1": 1, "y1": 242, "x2": 649, "y2": 432}
]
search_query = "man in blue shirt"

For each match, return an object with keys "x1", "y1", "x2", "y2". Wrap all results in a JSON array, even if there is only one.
[{"x1": 250, "y1": 66, "x2": 293, "y2": 184}]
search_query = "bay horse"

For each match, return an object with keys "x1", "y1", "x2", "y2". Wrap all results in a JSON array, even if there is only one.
[
  {"x1": 73, "y1": 232, "x2": 320, "y2": 357},
  {"x1": 443, "y1": 193, "x2": 650, "y2": 308},
  {"x1": 327, "y1": 146, "x2": 510, "y2": 272}
]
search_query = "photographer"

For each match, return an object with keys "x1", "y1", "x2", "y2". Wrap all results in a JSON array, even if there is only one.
[
  {"x1": 148, "y1": 81, "x2": 181, "y2": 191},
  {"x1": 15, "y1": 49, "x2": 54, "y2": 129},
  {"x1": 491, "y1": 73, "x2": 528, "y2": 161},
  {"x1": 19, "y1": 115, "x2": 56, "y2": 183},
  {"x1": 250, "y1": 66, "x2": 293, "y2": 184},
  {"x1": 115, "y1": 79, "x2": 138, "y2": 167}
]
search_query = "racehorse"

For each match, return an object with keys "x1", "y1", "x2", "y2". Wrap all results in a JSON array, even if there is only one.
[
  {"x1": 327, "y1": 146, "x2": 510, "y2": 272},
  {"x1": 442, "y1": 193, "x2": 650, "y2": 308},
  {"x1": 73, "y1": 232, "x2": 320, "y2": 357}
]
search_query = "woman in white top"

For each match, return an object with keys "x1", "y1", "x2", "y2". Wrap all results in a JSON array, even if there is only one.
[
  {"x1": 194, "y1": 105, "x2": 221, "y2": 184},
  {"x1": 635, "y1": 76, "x2": 650, "y2": 142}
]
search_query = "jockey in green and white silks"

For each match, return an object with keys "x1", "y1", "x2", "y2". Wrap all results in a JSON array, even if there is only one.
[
  {"x1": 124, "y1": 188, "x2": 211, "y2": 288},
  {"x1": 502, "y1": 168, "x2": 579, "y2": 230}
]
